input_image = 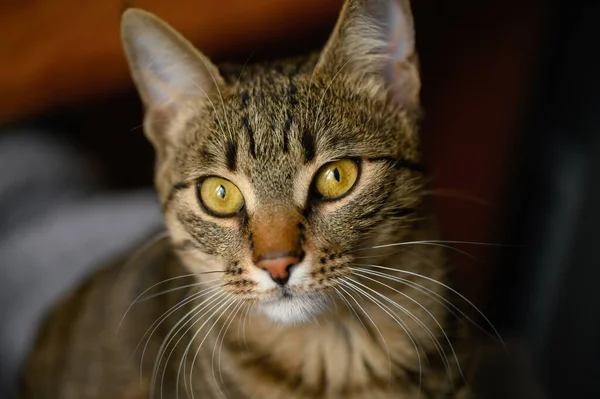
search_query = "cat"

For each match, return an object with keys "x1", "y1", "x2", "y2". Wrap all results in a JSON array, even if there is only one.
[{"x1": 19, "y1": 0, "x2": 479, "y2": 397}]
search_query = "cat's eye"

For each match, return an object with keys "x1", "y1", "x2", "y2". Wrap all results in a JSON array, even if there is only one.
[
  {"x1": 197, "y1": 177, "x2": 244, "y2": 217},
  {"x1": 313, "y1": 159, "x2": 359, "y2": 200}
]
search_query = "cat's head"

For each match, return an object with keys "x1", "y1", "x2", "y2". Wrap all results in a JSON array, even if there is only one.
[{"x1": 121, "y1": 0, "x2": 424, "y2": 324}]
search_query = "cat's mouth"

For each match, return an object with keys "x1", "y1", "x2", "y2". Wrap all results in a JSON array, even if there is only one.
[{"x1": 258, "y1": 291, "x2": 328, "y2": 325}]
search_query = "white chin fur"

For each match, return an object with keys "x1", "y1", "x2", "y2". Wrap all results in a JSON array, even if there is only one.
[{"x1": 259, "y1": 295, "x2": 328, "y2": 325}]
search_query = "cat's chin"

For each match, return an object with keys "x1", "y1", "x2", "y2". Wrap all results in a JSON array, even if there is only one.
[{"x1": 259, "y1": 294, "x2": 328, "y2": 325}]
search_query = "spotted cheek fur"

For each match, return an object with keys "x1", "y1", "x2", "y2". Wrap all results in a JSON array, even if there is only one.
[
  {"x1": 304, "y1": 249, "x2": 352, "y2": 292},
  {"x1": 222, "y1": 260, "x2": 259, "y2": 300}
]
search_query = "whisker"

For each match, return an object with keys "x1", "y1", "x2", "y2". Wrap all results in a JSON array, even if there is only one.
[
  {"x1": 149, "y1": 289, "x2": 226, "y2": 399},
  {"x1": 115, "y1": 231, "x2": 171, "y2": 329},
  {"x1": 129, "y1": 115, "x2": 174, "y2": 131},
  {"x1": 348, "y1": 272, "x2": 462, "y2": 384},
  {"x1": 165, "y1": 293, "x2": 232, "y2": 399},
  {"x1": 241, "y1": 303, "x2": 254, "y2": 350},
  {"x1": 351, "y1": 267, "x2": 480, "y2": 332},
  {"x1": 347, "y1": 240, "x2": 479, "y2": 259},
  {"x1": 214, "y1": 301, "x2": 245, "y2": 398},
  {"x1": 337, "y1": 284, "x2": 393, "y2": 387},
  {"x1": 198, "y1": 271, "x2": 228, "y2": 274},
  {"x1": 196, "y1": 56, "x2": 234, "y2": 144},
  {"x1": 150, "y1": 291, "x2": 225, "y2": 395},
  {"x1": 176, "y1": 296, "x2": 233, "y2": 398},
  {"x1": 352, "y1": 263, "x2": 505, "y2": 348},
  {"x1": 327, "y1": 291, "x2": 339, "y2": 314},
  {"x1": 347, "y1": 239, "x2": 517, "y2": 256},
  {"x1": 119, "y1": 270, "x2": 225, "y2": 333},
  {"x1": 303, "y1": 49, "x2": 328, "y2": 129},
  {"x1": 138, "y1": 285, "x2": 222, "y2": 368},
  {"x1": 333, "y1": 286, "x2": 370, "y2": 335},
  {"x1": 119, "y1": 272, "x2": 195, "y2": 333},
  {"x1": 312, "y1": 54, "x2": 357, "y2": 132},
  {"x1": 140, "y1": 279, "x2": 220, "y2": 302},
  {"x1": 235, "y1": 53, "x2": 254, "y2": 86},
  {"x1": 369, "y1": 245, "x2": 498, "y2": 335},
  {"x1": 129, "y1": 122, "x2": 145, "y2": 131},
  {"x1": 188, "y1": 297, "x2": 238, "y2": 399},
  {"x1": 188, "y1": 78, "x2": 229, "y2": 141},
  {"x1": 341, "y1": 278, "x2": 423, "y2": 393},
  {"x1": 352, "y1": 249, "x2": 408, "y2": 260}
]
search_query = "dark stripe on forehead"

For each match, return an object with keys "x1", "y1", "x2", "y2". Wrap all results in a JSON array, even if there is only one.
[
  {"x1": 283, "y1": 79, "x2": 298, "y2": 154},
  {"x1": 239, "y1": 89, "x2": 256, "y2": 158},
  {"x1": 301, "y1": 129, "x2": 316, "y2": 162},
  {"x1": 283, "y1": 118, "x2": 290, "y2": 153},
  {"x1": 283, "y1": 114, "x2": 291, "y2": 153},
  {"x1": 242, "y1": 115, "x2": 256, "y2": 159},
  {"x1": 225, "y1": 140, "x2": 238, "y2": 171},
  {"x1": 241, "y1": 90, "x2": 250, "y2": 108},
  {"x1": 288, "y1": 80, "x2": 298, "y2": 106}
]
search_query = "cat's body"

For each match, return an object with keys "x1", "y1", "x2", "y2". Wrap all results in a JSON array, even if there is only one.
[
  {"x1": 21, "y1": 234, "x2": 468, "y2": 399},
  {"x1": 20, "y1": 1, "x2": 478, "y2": 397},
  {"x1": 20, "y1": 232, "x2": 470, "y2": 399}
]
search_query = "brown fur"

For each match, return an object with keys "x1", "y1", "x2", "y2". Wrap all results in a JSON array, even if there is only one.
[{"x1": 20, "y1": 1, "x2": 478, "y2": 398}]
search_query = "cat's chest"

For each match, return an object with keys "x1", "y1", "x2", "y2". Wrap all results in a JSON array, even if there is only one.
[{"x1": 209, "y1": 316, "x2": 436, "y2": 399}]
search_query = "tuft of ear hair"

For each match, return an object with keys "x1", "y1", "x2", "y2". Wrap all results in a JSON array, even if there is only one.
[
  {"x1": 121, "y1": 8, "x2": 224, "y2": 147},
  {"x1": 315, "y1": 0, "x2": 420, "y2": 110}
]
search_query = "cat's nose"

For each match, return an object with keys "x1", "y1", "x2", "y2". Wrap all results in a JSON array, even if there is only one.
[{"x1": 255, "y1": 255, "x2": 299, "y2": 286}]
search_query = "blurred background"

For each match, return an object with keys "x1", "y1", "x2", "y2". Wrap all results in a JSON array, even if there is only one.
[{"x1": 1, "y1": 0, "x2": 599, "y2": 397}]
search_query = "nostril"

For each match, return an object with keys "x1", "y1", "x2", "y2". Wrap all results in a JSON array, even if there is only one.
[
  {"x1": 272, "y1": 263, "x2": 297, "y2": 286},
  {"x1": 255, "y1": 256, "x2": 298, "y2": 286},
  {"x1": 272, "y1": 275, "x2": 290, "y2": 286}
]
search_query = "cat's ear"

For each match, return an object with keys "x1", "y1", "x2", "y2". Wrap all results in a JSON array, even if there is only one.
[
  {"x1": 315, "y1": 0, "x2": 420, "y2": 110},
  {"x1": 121, "y1": 9, "x2": 224, "y2": 146}
]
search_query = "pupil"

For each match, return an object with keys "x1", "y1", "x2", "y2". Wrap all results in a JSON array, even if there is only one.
[
  {"x1": 216, "y1": 185, "x2": 226, "y2": 199},
  {"x1": 332, "y1": 167, "x2": 341, "y2": 182}
]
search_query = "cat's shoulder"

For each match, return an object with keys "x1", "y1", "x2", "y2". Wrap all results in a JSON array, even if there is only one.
[{"x1": 19, "y1": 234, "x2": 186, "y2": 398}]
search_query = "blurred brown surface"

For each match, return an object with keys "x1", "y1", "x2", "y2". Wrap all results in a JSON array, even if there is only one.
[{"x1": 0, "y1": 0, "x2": 343, "y2": 124}]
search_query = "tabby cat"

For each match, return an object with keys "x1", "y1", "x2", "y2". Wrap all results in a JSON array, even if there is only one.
[{"x1": 20, "y1": 0, "x2": 478, "y2": 397}]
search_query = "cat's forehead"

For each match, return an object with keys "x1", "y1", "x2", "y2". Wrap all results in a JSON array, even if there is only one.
[
  {"x1": 176, "y1": 57, "x2": 418, "y2": 199},
  {"x1": 175, "y1": 63, "x2": 312, "y2": 200},
  {"x1": 226, "y1": 67, "x2": 315, "y2": 199}
]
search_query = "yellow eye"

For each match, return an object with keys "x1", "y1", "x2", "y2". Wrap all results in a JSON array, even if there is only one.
[
  {"x1": 198, "y1": 177, "x2": 244, "y2": 216},
  {"x1": 314, "y1": 159, "x2": 359, "y2": 199}
]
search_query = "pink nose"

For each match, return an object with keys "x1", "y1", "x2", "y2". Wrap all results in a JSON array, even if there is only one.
[{"x1": 255, "y1": 255, "x2": 299, "y2": 285}]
